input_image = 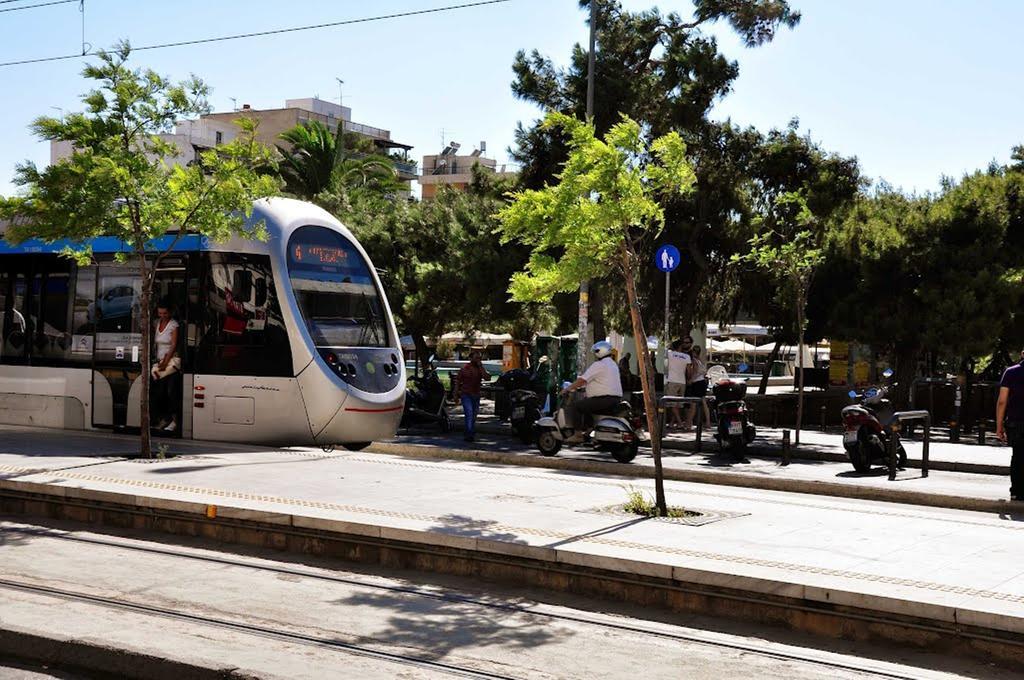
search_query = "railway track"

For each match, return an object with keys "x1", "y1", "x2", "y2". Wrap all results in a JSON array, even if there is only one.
[{"x1": 0, "y1": 523, "x2": 929, "y2": 680}]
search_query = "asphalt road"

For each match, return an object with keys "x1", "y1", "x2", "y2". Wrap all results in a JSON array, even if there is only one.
[{"x1": 0, "y1": 519, "x2": 1016, "y2": 680}]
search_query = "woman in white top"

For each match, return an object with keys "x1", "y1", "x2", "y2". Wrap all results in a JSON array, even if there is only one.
[{"x1": 151, "y1": 301, "x2": 180, "y2": 432}]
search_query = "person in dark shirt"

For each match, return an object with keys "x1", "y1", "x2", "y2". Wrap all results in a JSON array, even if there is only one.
[
  {"x1": 996, "y1": 352, "x2": 1024, "y2": 501},
  {"x1": 456, "y1": 350, "x2": 489, "y2": 443}
]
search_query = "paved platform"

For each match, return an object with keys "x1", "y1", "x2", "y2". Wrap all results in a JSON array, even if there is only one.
[
  {"x1": 465, "y1": 411, "x2": 1013, "y2": 474},
  {"x1": 2, "y1": 424, "x2": 1024, "y2": 666}
]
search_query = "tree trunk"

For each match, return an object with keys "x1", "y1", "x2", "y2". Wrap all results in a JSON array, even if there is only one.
[
  {"x1": 794, "y1": 295, "x2": 805, "y2": 447},
  {"x1": 621, "y1": 239, "x2": 666, "y2": 515},
  {"x1": 591, "y1": 283, "x2": 606, "y2": 346},
  {"x1": 893, "y1": 346, "x2": 918, "y2": 411},
  {"x1": 412, "y1": 332, "x2": 431, "y2": 373},
  {"x1": 139, "y1": 256, "x2": 152, "y2": 458},
  {"x1": 758, "y1": 338, "x2": 781, "y2": 395}
]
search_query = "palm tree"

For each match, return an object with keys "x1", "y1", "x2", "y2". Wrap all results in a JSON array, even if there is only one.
[{"x1": 276, "y1": 120, "x2": 399, "y2": 200}]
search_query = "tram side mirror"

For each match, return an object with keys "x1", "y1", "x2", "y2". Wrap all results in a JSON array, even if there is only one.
[
  {"x1": 882, "y1": 368, "x2": 894, "y2": 379},
  {"x1": 848, "y1": 390, "x2": 858, "y2": 399}
]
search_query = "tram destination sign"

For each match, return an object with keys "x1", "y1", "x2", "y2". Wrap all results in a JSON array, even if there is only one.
[{"x1": 292, "y1": 243, "x2": 349, "y2": 266}]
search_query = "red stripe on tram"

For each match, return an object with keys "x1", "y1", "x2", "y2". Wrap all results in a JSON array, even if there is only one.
[{"x1": 344, "y1": 406, "x2": 405, "y2": 413}]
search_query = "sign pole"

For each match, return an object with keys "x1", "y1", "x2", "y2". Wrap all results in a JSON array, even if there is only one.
[{"x1": 664, "y1": 270, "x2": 670, "y2": 369}]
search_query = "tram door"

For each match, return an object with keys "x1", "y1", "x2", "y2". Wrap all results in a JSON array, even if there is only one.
[
  {"x1": 90, "y1": 260, "x2": 188, "y2": 431},
  {"x1": 91, "y1": 264, "x2": 142, "y2": 429}
]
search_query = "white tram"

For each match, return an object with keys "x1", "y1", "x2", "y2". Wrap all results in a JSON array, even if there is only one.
[{"x1": 0, "y1": 198, "x2": 405, "y2": 448}]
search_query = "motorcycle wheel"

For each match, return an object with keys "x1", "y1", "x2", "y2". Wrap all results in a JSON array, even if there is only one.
[
  {"x1": 515, "y1": 422, "x2": 534, "y2": 445},
  {"x1": 611, "y1": 441, "x2": 639, "y2": 463},
  {"x1": 730, "y1": 438, "x2": 747, "y2": 462},
  {"x1": 440, "y1": 411, "x2": 452, "y2": 433},
  {"x1": 897, "y1": 442, "x2": 908, "y2": 469},
  {"x1": 537, "y1": 430, "x2": 561, "y2": 457},
  {"x1": 849, "y1": 439, "x2": 873, "y2": 473}
]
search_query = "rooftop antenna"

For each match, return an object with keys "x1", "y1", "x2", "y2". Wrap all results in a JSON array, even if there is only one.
[
  {"x1": 229, "y1": 97, "x2": 237, "y2": 112},
  {"x1": 336, "y1": 77, "x2": 344, "y2": 112}
]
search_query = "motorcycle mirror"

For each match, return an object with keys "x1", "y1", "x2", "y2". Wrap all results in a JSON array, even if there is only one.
[
  {"x1": 848, "y1": 390, "x2": 858, "y2": 399},
  {"x1": 882, "y1": 368, "x2": 894, "y2": 378}
]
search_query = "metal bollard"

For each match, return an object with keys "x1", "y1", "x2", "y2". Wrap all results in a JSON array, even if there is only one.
[
  {"x1": 821, "y1": 405, "x2": 827, "y2": 432},
  {"x1": 950, "y1": 420, "x2": 960, "y2": 443},
  {"x1": 978, "y1": 423, "x2": 985, "y2": 446},
  {"x1": 887, "y1": 424, "x2": 898, "y2": 481},
  {"x1": 781, "y1": 429, "x2": 791, "y2": 466}
]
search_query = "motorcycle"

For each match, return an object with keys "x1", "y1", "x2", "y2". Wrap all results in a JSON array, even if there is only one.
[
  {"x1": 534, "y1": 386, "x2": 643, "y2": 463},
  {"x1": 400, "y1": 356, "x2": 451, "y2": 432},
  {"x1": 841, "y1": 368, "x2": 907, "y2": 473},
  {"x1": 497, "y1": 368, "x2": 542, "y2": 443},
  {"x1": 711, "y1": 377, "x2": 756, "y2": 458}
]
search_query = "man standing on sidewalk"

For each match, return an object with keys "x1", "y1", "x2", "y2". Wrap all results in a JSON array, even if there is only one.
[
  {"x1": 996, "y1": 351, "x2": 1024, "y2": 501},
  {"x1": 457, "y1": 350, "x2": 489, "y2": 443}
]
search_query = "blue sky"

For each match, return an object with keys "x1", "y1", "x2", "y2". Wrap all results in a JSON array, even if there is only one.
[{"x1": 0, "y1": 0, "x2": 1021, "y2": 196}]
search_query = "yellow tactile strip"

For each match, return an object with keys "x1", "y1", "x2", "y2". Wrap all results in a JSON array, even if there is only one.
[
  {"x1": 345, "y1": 453, "x2": 1024, "y2": 532},
  {"x1": 2, "y1": 463, "x2": 1023, "y2": 606}
]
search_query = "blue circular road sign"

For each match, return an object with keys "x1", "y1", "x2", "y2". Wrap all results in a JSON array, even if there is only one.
[{"x1": 654, "y1": 244, "x2": 681, "y2": 273}]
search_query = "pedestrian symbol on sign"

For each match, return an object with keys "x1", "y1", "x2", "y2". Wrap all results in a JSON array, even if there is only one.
[{"x1": 654, "y1": 245, "x2": 680, "y2": 273}]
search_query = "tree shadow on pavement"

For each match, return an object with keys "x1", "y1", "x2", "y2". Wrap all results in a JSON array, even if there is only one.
[
  {"x1": 427, "y1": 514, "x2": 527, "y2": 544},
  {"x1": 333, "y1": 587, "x2": 565, "y2": 662}
]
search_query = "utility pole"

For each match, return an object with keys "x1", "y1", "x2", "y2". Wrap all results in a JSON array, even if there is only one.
[{"x1": 577, "y1": 0, "x2": 597, "y2": 376}]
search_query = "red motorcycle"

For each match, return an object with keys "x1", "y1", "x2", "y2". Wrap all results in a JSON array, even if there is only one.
[{"x1": 841, "y1": 369, "x2": 907, "y2": 473}]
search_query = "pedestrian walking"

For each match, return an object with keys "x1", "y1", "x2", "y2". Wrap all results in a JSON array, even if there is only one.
[
  {"x1": 996, "y1": 350, "x2": 1024, "y2": 501},
  {"x1": 665, "y1": 338, "x2": 693, "y2": 430},
  {"x1": 456, "y1": 350, "x2": 489, "y2": 443}
]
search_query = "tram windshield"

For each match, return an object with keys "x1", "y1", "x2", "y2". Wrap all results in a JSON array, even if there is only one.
[{"x1": 287, "y1": 226, "x2": 389, "y2": 348}]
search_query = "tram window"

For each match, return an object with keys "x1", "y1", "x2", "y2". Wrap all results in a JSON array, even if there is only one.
[
  {"x1": 196, "y1": 253, "x2": 292, "y2": 377},
  {"x1": 232, "y1": 269, "x2": 252, "y2": 303},
  {"x1": 2, "y1": 273, "x2": 29, "y2": 361},
  {"x1": 69, "y1": 266, "x2": 96, "y2": 361},
  {"x1": 0, "y1": 270, "x2": 8, "y2": 361},
  {"x1": 286, "y1": 225, "x2": 389, "y2": 348},
  {"x1": 254, "y1": 278, "x2": 267, "y2": 307},
  {"x1": 34, "y1": 261, "x2": 72, "y2": 362}
]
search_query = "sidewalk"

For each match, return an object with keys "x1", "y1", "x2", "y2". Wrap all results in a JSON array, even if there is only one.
[
  {"x1": 1, "y1": 424, "x2": 1023, "y2": 667},
  {"x1": 465, "y1": 410, "x2": 1013, "y2": 474}
]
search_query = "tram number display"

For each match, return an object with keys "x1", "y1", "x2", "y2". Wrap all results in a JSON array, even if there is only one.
[{"x1": 292, "y1": 243, "x2": 348, "y2": 266}]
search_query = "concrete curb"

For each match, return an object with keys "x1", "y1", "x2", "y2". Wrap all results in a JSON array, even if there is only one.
[
  {"x1": 370, "y1": 440, "x2": 1023, "y2": 515},
  {"x1": 0, "y1": 626, "x2": 251, "y2": 680},
  {"x1": 2, "y1": 477, "x2": 1024, "y2": 669},
  {"x1": 469, "y1": 422, "x2": 1011, "y2": 476}
]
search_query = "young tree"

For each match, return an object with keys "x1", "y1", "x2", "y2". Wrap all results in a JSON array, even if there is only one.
[
  {"x1": 733, "y1": 193, "x2": 822, "y2": 444},
  {"x1": 498, "y1": 112, "x2": 695, "y2": 515},
  {"x1": 0, "y1": 43, "x2": 278, "y2": 457}
]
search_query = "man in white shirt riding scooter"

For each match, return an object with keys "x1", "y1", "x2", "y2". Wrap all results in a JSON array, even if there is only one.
[{"x1": 561, "y1": 341, "x2": 623, "y2": 444}]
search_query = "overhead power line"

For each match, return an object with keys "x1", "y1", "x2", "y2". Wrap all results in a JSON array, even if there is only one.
[
  {"x1": 0, "y1": 0, "x2": 76, "y2": 13},
  {"x1": 0, "y1": 0, "x2": 512, "y2": 68}
]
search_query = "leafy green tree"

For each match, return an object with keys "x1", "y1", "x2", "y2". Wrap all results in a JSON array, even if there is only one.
[
  {"x1": 498, "y1": 112, "x2": 695, "y2": 515},
  {"x1": 510, "y1": 0, "x2": 800, "y2": 336},
  {"x1": 0, "y1": 43, "x2": 278, "y2": 457},
  {"x1": 277, "y1": 120, "x2": 399, "y2": 202},
  {"x1": 343, "y1": 168, "x2": 546, "y2": 362},
  {"x1": 824, "y1": 168, "x2": 1024, "y2": 407},
  {"x1": 733, "y1": 193, "x2": 822, "y2": 444}
]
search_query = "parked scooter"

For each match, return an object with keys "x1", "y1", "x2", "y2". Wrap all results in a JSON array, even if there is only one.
[
  {"x1": 534, "y1": 385, "x2": 643, "y2": 463},
  {"x1": 711, "y1": 377, "x2": 756, "y2": 458},
  {"x1": 400, "y1": 356, "x2": 451, "y2": 432},
  {"x1": 497, "y1": 368, "x2": 542, "y2": 443},
  {"x1": 841, "y1": 368, "x2": 907, "y2": 473}
]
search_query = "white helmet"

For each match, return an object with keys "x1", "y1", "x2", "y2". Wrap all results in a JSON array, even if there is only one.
[{"x1": 591, "y1": 340, "x2": 613, "y2": 359}]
